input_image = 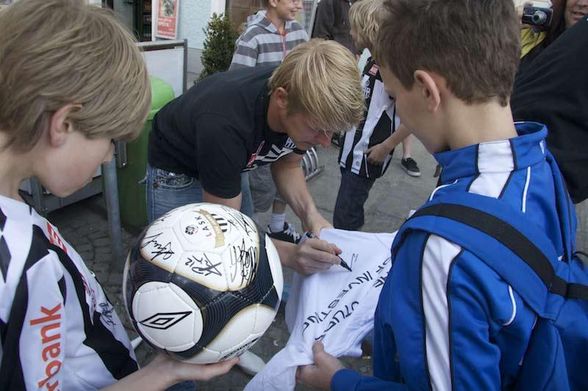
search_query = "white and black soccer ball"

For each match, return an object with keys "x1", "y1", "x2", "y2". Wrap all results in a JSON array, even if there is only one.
[{"x1": 123, "y1": 203, "x2": 283, "y2": 363}]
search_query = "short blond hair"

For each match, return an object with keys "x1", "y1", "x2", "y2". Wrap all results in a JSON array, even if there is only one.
[
  {"x1": 349, "y1": 0, "x2": 384, "y2": 51},
  {"x1": 0, "y1": 0, "x2": 150, "y2": 152},
  {"x1": 269, "y1": 39, "x2": 364, "y2": 134}
]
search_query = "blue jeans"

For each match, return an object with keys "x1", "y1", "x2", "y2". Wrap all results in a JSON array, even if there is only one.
[
  {"x1": 333, "y1": 169, "x2": 376, "y2": 231},
  {"x1": 146, "y1": 164, "x2": 254, "y2": 223}
]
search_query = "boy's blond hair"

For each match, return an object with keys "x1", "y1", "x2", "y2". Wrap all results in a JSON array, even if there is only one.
[
  {"x1": 0, "y1": 0, "x2": 150, "y2": 152},
  {"x1": 349, "y1": 0, "x2": 384, "y2": 51},
  {"x1": 269, "y1": 39, "x2": 364, "y2": 134},
  {"x1": 375, "y1": 0, "x2": 520, "y2": 106}
]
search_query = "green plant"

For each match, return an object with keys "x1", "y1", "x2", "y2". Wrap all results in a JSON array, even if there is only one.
[{"x1": 198, "y1": 13, "x2": 239, "y2": 81}]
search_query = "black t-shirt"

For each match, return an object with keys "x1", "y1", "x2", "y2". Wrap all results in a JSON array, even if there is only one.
[
  {"x1": 511, "y1": 17, "x2": 588, "y2": 203},
  {"x1": 148, "y1": 66, "x2": 300, "y2": 199}
]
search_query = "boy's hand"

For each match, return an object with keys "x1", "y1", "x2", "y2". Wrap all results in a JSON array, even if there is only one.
[
  {"x1": 297, "y1": 342, "x2": 345, "y2": 390},
  {"x1": 366, "y1": 142, "x2": 392, "y2": 164},
  {"x1": 152, "y1": 353, "x2": 239, "y2": 384}
]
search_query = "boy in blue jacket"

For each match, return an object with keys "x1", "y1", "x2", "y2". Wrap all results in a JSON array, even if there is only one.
[{"x1": 298, "y1": 0, "x2": 579, "y2": 389}]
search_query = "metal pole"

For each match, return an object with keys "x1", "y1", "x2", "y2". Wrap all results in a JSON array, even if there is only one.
[{"x1": 102, "y1": 159, "x2": 124, "y2": 264}]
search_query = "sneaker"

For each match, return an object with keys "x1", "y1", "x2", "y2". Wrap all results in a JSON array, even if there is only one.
[
  {"x1": 400, "y1": 157, "x2": 421, "y2": 177},
  {"x1": 237, "y1": 350, "x2": 266, "y2": 376},
  {"x1": 267, "y1": 222, "x2": 301, "y2": 244}
]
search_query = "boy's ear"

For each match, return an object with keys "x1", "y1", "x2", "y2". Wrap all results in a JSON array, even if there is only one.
[
  {"x1": 268, "y1": 0, "x2": 279, "y2": 7},
  {"x1": 414, "y1": 70, "x2": 441, "y2": 112},
  {"x1": 48, "y1": 104, "x2": 79, "y2": 147},
  {"x1": 274, "y1": 87, "x2": 289, "y2": 110}
]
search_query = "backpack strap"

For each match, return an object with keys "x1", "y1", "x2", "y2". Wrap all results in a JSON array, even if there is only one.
[{"x1": 393, "y1": 192, "x2": 588, "y2": 318}]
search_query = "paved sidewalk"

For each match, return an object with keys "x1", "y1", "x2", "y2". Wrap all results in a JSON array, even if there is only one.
[{"x1": 48, "y1": 139, "x2": 586, "y2": 390}]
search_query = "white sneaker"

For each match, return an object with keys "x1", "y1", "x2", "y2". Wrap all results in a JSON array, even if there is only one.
[{"x1": 237, "y1": 350, "x2": 266, "y2": 376}]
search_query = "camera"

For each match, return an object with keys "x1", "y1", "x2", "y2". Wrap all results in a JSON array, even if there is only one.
[{"x1": 522, "y1": 4, "x2": 553, "y2": 30}]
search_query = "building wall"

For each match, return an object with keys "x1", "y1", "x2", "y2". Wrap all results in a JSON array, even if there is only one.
[
  {"x1": 165, "y1": 0, "x2": 227, "y2": 81},
  {"x1": 177, "y1": 0, "x2": 211, "y2": 80}
]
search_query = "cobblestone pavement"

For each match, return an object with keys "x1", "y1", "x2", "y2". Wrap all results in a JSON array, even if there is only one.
[{"x1": 48, "y1": 141, "x2": 586, "y2": 390}]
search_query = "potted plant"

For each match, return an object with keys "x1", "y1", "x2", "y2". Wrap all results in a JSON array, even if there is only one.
[{"x1": 198, "y1": 13, "x2": 239, "y2": 81}]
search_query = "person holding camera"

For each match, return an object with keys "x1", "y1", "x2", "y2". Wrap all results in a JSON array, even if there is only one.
[
  {"x1": 512, "y1": 0, "x2": 588, "y2": 206},
  {"x1": 517, "y1": 0, "x2": 588, "y2": 72}
]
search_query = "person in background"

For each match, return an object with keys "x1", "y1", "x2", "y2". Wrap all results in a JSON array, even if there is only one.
[
  {"x1": 517, "y1": 0, "x2": 588, "y2": 73},
  {"x1": 230, "y1": 0, "x2": 308, "y2": 244},
  {"x1": 311, "y1": 0, "x2": 356, "y2": 54},
  {"x1": 333, "y1": 0, "x2": 411, "y2": 231},
  {"x1": 313, "y1": 0, "x2": 421, "y2": 176},
  {"x1": 0, "y1": 0, "x2": 238, "y2": 389},
  {"x1": 512, "y1": 0, "x2": 588, "y2": 204}
]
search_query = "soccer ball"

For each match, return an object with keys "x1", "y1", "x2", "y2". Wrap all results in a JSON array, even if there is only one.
[{"x1": 123, "y1": 203, "x2": 283, "y2": 363}]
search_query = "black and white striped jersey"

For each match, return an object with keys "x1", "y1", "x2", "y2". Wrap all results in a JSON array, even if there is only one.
[
  {"x1": 0, "y1": 195, "x2": 137, "y2": 390},
  {"x1": 338, "y1": 56, "x2": 399, "y2": 179}
]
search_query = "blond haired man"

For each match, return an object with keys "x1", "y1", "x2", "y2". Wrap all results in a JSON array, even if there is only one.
[
  {"x1": 0, "y1": 0, "x2": 239, "y2": 389},
  {"x1": 147, "y1": 39, "x2": 364, "y2": 275}
]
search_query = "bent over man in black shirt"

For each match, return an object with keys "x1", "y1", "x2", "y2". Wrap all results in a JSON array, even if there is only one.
[{"x1": 147, "y1": 39, "x2": 364, "y2": 275}]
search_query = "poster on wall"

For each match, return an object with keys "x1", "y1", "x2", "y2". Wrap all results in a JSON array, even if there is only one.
[{"x1": 156, "y1": 0, "x2": 179, "y2": 39}]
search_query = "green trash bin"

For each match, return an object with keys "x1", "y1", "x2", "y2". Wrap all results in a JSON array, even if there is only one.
[{"x1": 118, "y1": 76, "x2": 175, "y2": 229}]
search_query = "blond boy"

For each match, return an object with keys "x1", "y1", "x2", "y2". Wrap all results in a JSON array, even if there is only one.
[
  {"x1": 333, "y1": 0, "x2": 411, "y2": 231},
  {"x1": 0, "y1": 0, "x2": 237, "y2": 389}
]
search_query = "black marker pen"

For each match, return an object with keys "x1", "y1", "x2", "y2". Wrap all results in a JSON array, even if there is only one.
[{"x1": 300, "y1": 231, "x2": 352, "y2": 272}]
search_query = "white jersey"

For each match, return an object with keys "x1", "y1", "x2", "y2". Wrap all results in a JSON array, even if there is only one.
[
  {"x1": 0, "y1": 195, "x2": 137, "y2": 390},
  {"x1": 245, "y1": 229, "x2": 396, "y2": 391}
]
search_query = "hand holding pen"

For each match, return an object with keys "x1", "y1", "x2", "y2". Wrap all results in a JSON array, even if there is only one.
[{"x1": 300, "y1": 231, "x2": 352, "y2": 272}]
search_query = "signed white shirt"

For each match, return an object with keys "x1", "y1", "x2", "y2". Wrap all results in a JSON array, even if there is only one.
[{"x1": 245, "y1": 229, "x2": 396, "y2": 391}]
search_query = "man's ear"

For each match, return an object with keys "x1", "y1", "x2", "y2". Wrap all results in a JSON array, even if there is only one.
[
  {"x1": 274, "y1": 87, "x2": 289, "y2": 110},
  {"x1": 268, "y1": 0, "x2": 279, "y2": 8},
  {"x1": 414, "y1": 70, "x2": 441, "y2": 112},
  {"x1": 48, "y1": 104, "x2": 79, "y2": 147}
]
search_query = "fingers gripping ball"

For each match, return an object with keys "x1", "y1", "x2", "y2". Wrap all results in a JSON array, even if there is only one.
[{"x1": 123, "y1": 203, "x2": 283, "y2": 363}]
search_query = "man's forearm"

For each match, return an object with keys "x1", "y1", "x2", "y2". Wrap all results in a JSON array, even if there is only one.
[{"x1": 272, "y1": 162, "x2": 319, "y2": 227}]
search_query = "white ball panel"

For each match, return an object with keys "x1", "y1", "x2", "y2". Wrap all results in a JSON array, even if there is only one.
[
  {"x1": 220, "y1": 334, "x2": 261, "y2": 361},
  {"x1": 139, "y1": 226, "x2": 183, "y2": 274},
  {"x1": 174, "y1": 251, "x2": 229, "y2": 292},
  {"x1": 265, "y1": 234, "x2": 283, "y2": 301},
  {"x1": 251, "y1": 305, "x2": 278, "y2": 335},
  {"x1": 175, "y1": 203, "x2": 229, "y2": 252},
  {"x1": 204, "y1": 305, "x2": 258, "y2": 353},
  {"x1": 224, "y1": 236, "x2": 259, "y2": 291},
  {"x1": 149, "y1": 204, "x2": 194, "y2": 230},
  {"x1": 132, "y1": 281, "x2": 203, "y2": 350},
  {"x1": 179, "y1": 347, "x2": 221, "y2": 364}
]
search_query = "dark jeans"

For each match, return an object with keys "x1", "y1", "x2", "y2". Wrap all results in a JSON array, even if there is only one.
[
  {"x1": 333, "y1": 169, "x2": 375, "y2": 231},
  {"x1": 146, "y1": 164, "x2": 254, "y2": 223}
]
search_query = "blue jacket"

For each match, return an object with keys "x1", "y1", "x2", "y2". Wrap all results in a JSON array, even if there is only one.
[{"x1": 332, "y1": 122, "x2": 574, "y2": 390}]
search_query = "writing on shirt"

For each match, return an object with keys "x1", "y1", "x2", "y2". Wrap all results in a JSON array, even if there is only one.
[
  {"x1": 301, "y1": 255, "x2": 392, "y2": 340},
  {"x1": 30, "y1": 303, "x2": 63, "y2": 391}
]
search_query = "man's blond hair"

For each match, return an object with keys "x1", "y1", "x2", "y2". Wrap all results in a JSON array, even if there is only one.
[
  {"x1": 0, "y1": 0, "x2": 150, "y2": 152},
  {"x1": 269, "y1": 39, "x2": 364, "y2": 134},
  {"x1": 349, "y1": 0, "x2": 384, "y2": 51}
]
